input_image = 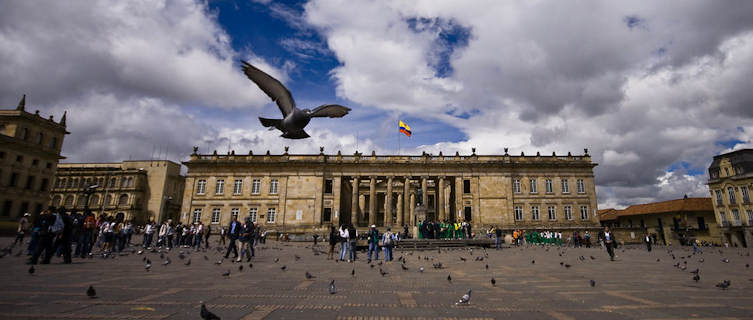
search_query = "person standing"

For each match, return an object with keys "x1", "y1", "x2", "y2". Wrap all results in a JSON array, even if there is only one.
[
  {"x1": 143, "y1": 220, "x2": 155, "y2": 248},
  {"x1": 224, "y1": 216, "x2": 241, "y2": 259},
  {"x1": 403, "y1": 225, "x2": 409, "y2": 240},
  {"x1": 584, "y1": 231, "x2": 591, "y2": 248},
  {"x1": 193, "y1": 222, "x2": 203, "y2": 250},
  {"x1": 382, "y1": 227, "x2": 395, "y2": 262},
  {"x1": 78, "y1": 210, "x2": 96, "y2": 257},
  {"x1": 204, "y1": 224, "x2": 212, "y2": 249},
  {"x1": 599, "y1": 226, "x2": 617, "y2": 261},
  {"x1": 14, "y1": 213, "x2": 30, "y2": 247},
  {"x1": 50, "y1": 208, "x2": 73, "y2": 264},
  {"x1": 338, "y1": 225, "x2": 349, "y2": 261},
  {"x1": 644, "y1": 233, "x2": 652, "y2": 252},
  {"x1": 494, "y1": 226, "x2": 503, "y2": 250},
  {"x1": 367, "y1": 225, "x2": 379, "y2": 263},
  {"x1": 327, "y1": 226, "x2": 338, "y2": 260},
  {"x1": 347, "y1": 224, "x2": 358, "y2": 262},
  {"x1": 219, "y1": 226, "x2": 227, "y2": 246}
]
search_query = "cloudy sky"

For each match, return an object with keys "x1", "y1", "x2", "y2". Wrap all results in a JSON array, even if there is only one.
[{"x1": 2, "y1": 0, "x2": 753, "y2": 209}]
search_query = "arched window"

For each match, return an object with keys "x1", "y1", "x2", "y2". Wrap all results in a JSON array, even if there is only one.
[
  {"x1": 64, "y1": 195, "x2": 74, "y2": 207},
  {"x1": 89, "y1": 194, "x2": 99, "y2": 206},
  {"x1": 85, "y1": 178, "x2": 92, "y2": 186},
  {"x1": 57, "y1": 178, "x2": 65, "y2": 188},
  {"x1": 109, "y1": 178, "x2": 116, "y2": 188},
  {"x1": 76, "y1": 195, "x2": 86, "y2": 207},
  {"x1": 120, "y1": 178, "x2": 127, "y2": 187},
  {"x1": 68, "y1": 179, "x2": 75, "y2": 188},
  {"x1": 97, "y1": 177, "x2": 104, "y2": 187},
  {"x1": 52, "y1": 195, "x2": 62, "y2": 207},
  {"x1": 79, "y1": 179, "x2": 85, "y2": 188},
  {"x1": 127, "y1": 177, "x2": 134, "y2": 187},
  {"x1": 118, "y1": 194, "x2": 129, "y2": 206},
  {"x1": 104, "y1": 194, "x2": 112, "y2": 206}
]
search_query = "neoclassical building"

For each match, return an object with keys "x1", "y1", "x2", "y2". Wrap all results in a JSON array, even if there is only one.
[
  {"x1": 181, "y1": 148, "x2": 600, "y2": 234},
  {"x1": 0, "y1": 95, "x2": 68, "y2": 220},
  {"x1": 50, "y1": 160, "x2": 185, "y2": 224},
  {"x1": 707, "y1": 148, "x2": 753, "y2": 247}
]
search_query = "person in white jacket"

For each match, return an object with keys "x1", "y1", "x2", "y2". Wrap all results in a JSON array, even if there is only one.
[{"x1": 338, "y1": 225, "x2": 349, "y2": 261}]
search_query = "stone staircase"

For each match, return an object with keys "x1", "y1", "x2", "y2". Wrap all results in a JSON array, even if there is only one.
[{"x1": 395, "y1": 238, "x2": 494, "y2": 250}]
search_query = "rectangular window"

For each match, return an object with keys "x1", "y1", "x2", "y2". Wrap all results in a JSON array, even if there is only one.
[
  {"x1": 249, "y1": 208, "x2": 257, "y2": 223},
  {"x1": 514, "y1": 206, "x2": 523, "y2": 221},
  {"x1": 25, "y1": 175, "x2": 35, "y2": 190},
  {"x1": 463, "y1": 179, "x2": 471, "y2": 193},
  {"x1": 715, "y1": 190, "x2": 723, "y2": 205},
  {"x1": 564, "y1": 206, "x2": 573, "y2": 220},
  {"x1": 513, "y1": 179, "x2": 521, "y2": 193},
  {"x1": 40, "y1": 178, "x2": 48, "y2": 192},
  {"x1": 746, "y1": 210, "x2": 753, "y2": 225},
  {"x1": 196, "y1": 179, "x2": 206, "y2": 194},
  {"x1": 211, "y1": 208, "x2": 221, "y2": 224},
  {"x1": 577, "y1": 179, "x2": 585, "y2": 193},
  {"x1": 267, "y1": 207, "x2": 276, "y2": 223},
  {"x1": 215, "y1": 179, "x2": 224, "y2": 195},
  {"x1": 545, "y1": 179, "x2": 553, "y2": 193},
  {"x1": 580, "y1": 205, "x2": 588, "y2": 220},
  {"x1": 231, "y1": 208, "x2": 239, "y2": 220},
  {"x1": 9, "y1": 172, "x2": 18, "y2": 187},
  {"x1": 323, "y1": 207, "x2": 332, "y2": 222},
  {"x1": 324, "y1": 179, "x2": 333, "y2": 194},
  {"x1": 561, "y1": 179, "x2": 569, "y2": 193},
  {"x1": 269, "y1": 179, "x2": 278, "y2": 194},
  {"x1": 548, "y1": 206, "x2": 556, "y2": 220},
  {"x1": 732, "y1": 209, "x2": 741, "y2": 224},
  {"x1": 251, "y1": 179, "x2": 260, "y2": 194},
  {"x1": 531, "y1": 205, "x2": 540, "y2": 220},
  {"x1": 1, "y1": 200, "x2": 11, "y2": 217},
  {"x1": 529, "y1": 179, "x2": 537, "y2": 193},
  {"x1": 741, "y1": 186, "x2": 750, "y2": 203},
  {"x1": 728, "y1": 187, "x2": 736, "y2": 204},
  {"x1": 233, "y1": 179, "x2": 242, "y2": 195},
  {"x1": 719, "y1": 211, "x2": 727, "y2": 225},
  {"x1": 192, "y1": 208, "x2": 202, "y2": 223}
]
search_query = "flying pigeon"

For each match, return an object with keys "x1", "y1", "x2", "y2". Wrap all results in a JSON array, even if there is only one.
[
  {"x1": 87, "y1": 286, "x2": 97, "y2": 298},
  {"x1": 455, "y1": 290, "x2": 471, "y2": 305},
  {"x1": 200, "y1": 303, "x2": 221, "y2": 320},
  {"x1": 329, "y1": 280, "x2": 336, "y2": 294},
  {"x1": 241, "y1": 61, "x2": 351, "y2": 139}
]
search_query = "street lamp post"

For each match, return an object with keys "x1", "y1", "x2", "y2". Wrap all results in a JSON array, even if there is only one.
[{"x1": 83, "y1": 184, "x2": 99, "y2": 210}]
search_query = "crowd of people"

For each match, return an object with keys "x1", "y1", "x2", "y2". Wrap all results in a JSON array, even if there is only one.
[
  {"x1": 417, "y1": 220, "x2": 473, "y2": 239},
  {"x1": 12, "y1": 206, "x2": 271, "y2": 265}
]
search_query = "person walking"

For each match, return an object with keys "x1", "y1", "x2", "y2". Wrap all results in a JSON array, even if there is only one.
[
  {"x1": 193, "y1": 222, "x2": 203, "y2": 250},
  {"x1": 14, "y1": 213, "x2": 30, "y2": 247},
  {"x1": 78, "y1": 210, "x2": 96, "y2": 257},
  {"x1": 382, "y1": 227, "x2": 395, "y2": 262},
  {"x1": 367, "y1": 225, "x2": 379, "y2": 263},
  {"x1": 204, "y1": 224, "x2": 212, "y2": 249},
  {"x1": 494, "y1": 226, "x2": 503, "y2": 249},
  {"x1": 143, "y1": 220, "x2": 155, "y2": 248},
  {"x1": 644, "y1": 233, "x2": 652, "y2": 252},
  {"x1": 239, "y1": 219, "x2": 255, "y2": 262},
  {"x1": 219, "y1": 226, "x2": 227, "y2": 246},
  {"x1": 327, "y1": 226, "x2": 338, "y2": 260},
  {"x1": 599, "y1": 226, "x2": 617, "y2": 261},
  {"x1": 224, "y1": 216, "x2": 241, "y2": 260},
  {"x1": 29, "y1": 208, "x2": 56, "y2": 264},
  {"x1": 50, "y1": 209, "x2": 73, "y2": 264},
  {"x1": 338, "y1": 225, "x2": 349, "y2": 261}
]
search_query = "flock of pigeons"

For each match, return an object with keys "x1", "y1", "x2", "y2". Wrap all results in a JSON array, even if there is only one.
[{"x1": 4, "y1": 240, "x2": 751, "y2": 319}]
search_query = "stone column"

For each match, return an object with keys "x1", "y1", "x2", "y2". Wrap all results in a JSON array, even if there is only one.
[
  {"x1": 385, "y1": 176, "x2": 393, "y2": 226},
  {"x1": 410, "y1": 192, "x2": 416, "y2": 226},
  {"x1": 369, "y1": 176, "x2": 376, "y2": 226},
  {"x1": 421, "y1": 176, "x2": 428, "y2": 207},
  {"x1": 438, "y1": 176, "x2": 445, "y2": 221},
  {"x1": 396, "y1": 193, "x2": 403, "y2": 227},
  {"x1": 351, "y1": 176, "x2": 359, "y2": 226},
  {"x1": 403, "y1": 176, "x2": 410, "y2": 225}
]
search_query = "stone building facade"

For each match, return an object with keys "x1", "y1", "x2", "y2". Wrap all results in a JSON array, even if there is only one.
[
  {"x1": 181, "y1": 148, "x2": 600, "y2": 235},
  {"x1": 707, "y1": 148, "x2": 753, "y2": 247},
  {"x1": 49, "y1": 160, "x2": 185, "y2": 224},
  {"x1": 0, "y1": 95, "x2": 68, "y2": 220},
  {"x1": 598, "y1": 197, "x2": 721, "y2": 245}
]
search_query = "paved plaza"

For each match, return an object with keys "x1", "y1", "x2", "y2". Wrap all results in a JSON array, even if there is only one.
[{"x1": 0, "y1": 238, "x2": 752, "y2": 320}]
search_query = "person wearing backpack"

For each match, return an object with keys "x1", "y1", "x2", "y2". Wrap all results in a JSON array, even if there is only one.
[
  {"x1": 382, "y1": 227, "x2": 396, "y2": 262},
  {"x1": 50, "y1": 208, "x2": 73, "y2": 263},
  {"x1": 367, "y1": 225, "x2": 380, "y2": 263},
  {"x1": 77, "y1": 210, "x2": 96, "y2": 258},
  {"x1": 29, "y1": 208, "x2": 56, "y2": 265}
]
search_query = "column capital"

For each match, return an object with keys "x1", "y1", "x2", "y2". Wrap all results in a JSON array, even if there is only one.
[
  {"x1": 438, "y1": 175, "x2": 446, "y2": 180},
  {"x1": 369, "y1": 175, "x2": 377, "y2": 180}
]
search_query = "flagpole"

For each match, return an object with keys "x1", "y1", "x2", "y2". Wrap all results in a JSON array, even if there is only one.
[{"x1": 398, "y1": 127, "x2": 401, "y2": 155}]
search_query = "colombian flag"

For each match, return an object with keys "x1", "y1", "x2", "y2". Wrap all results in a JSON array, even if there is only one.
[{"x1": 399, "y1": 120, "x2": 412, "y2": 137}]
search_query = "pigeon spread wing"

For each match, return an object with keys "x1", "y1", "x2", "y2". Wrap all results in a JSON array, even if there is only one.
[
  {"x1": 309, "y1": 104, "x2": 351, "y2": 118},
  {"x1": 241, "y1": 60, "x2": 295, "y2": 117}
]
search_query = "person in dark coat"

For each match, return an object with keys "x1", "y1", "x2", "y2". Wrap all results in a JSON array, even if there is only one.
[
  {"x1": 29, "y1": 207, "x2": 57, "y2": 265},
  {"x1": 50, "y1": 208, "x2": 73, "y2": 263},
  {"x1": 599, "y1": 226, "x2": 617, "y2": 261},
  {"x1": 224, "y1": 216, "x2": 241, "y2": 259},
  {"x1": 644, "y1": 233, "x2": 652, "y2": 252}
]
